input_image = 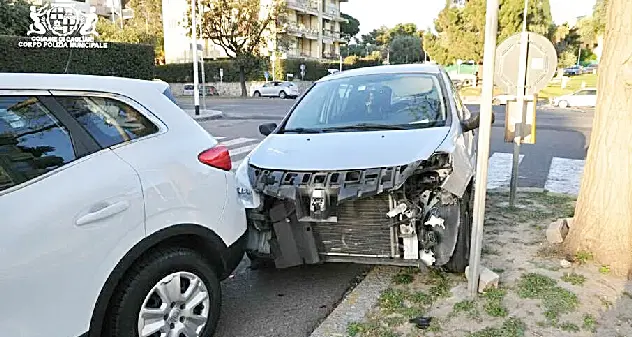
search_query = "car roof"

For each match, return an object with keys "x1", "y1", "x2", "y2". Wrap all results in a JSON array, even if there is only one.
[
  {"x1": 0, "y1": 72, "x2": 168, "y2": 95},
  {"x1": 317, "y1": 64, "x2": 443, "y2": 82}
]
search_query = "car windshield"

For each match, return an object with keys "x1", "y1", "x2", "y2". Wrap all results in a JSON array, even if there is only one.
[{"x1": 282, "y1": 72, "x2": 447, "y2": 133}]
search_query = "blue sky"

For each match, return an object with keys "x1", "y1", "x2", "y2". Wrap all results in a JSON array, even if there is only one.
[{"x1": 341, "y1": 0, "x2": 597, "y2": 36}]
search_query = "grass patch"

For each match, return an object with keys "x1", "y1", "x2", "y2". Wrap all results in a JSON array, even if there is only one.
[
  {"x1": 539, "y1": 73, "x2": 598, "y2": 99},
  {"x1": 409, "y1": 291, "x2": 433, "y2": 306},
  {"x1": 517, "y1": 273, "x2": 579, "y2": 324},
  {"x1": 492, "y1": 267, "x2": 505, "y2": 273},
  {"x1": 483, "y1": 288, "x2": 509, "y2": 317},
  {"x1": 582, "y1": 314, "x2": 597, "y2": 332},
  {"x1": 561, "y1": 272, "x2": 586, "y2": 286},
  {"x1": 599, "y1": 265, "x2": 611, "y2": 274},
  {"x1": 427, "y1": 269, "x2": 452, "y2": 300},
  {"x1": 469, "y1": 317, "x2": 527, "y2": 337},
  {"x1": 378, "y1": 288, "x2": 407, "y2": 313},
  {"x1": 453, "y1": 300, "x2": 480, "y2": 319},
  {"x1": 575, "y1": 251, "x2": 594, "y2": 264},
  {"x1": 560, "y1": 322, "x2": 580, "y2": 332}
]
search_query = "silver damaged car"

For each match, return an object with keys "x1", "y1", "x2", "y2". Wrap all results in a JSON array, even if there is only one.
[{"x1": 235, "y1": 64, "x2": 492, "y2": 273}]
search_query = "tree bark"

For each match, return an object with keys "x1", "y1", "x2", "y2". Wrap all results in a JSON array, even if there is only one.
[
  {"x1": 564, "y1": 0, "x2": 632, "y2": 277},
  {"x1": 239, "y1": 65, "x2": 247, "y2": 97}
]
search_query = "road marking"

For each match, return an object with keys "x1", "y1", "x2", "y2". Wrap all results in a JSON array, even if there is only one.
[
  {"x1": 231, "y1": 159, "x2": 243, "y2": 171},
  {"x1": 214, "y1": 136, "x2": 226, "y2": 141},
  {"x1": 230, "y1": 143, "x2": 259, "y2": 156},
  {"x1": 544, "y1": 157, "x2": 585, "y2": 195},
  {"x1": 221, "y1": 137, "x2": 257, "y2": 147},
  {"x1": 487, "y1": 152, "x2": 524, "y2": 189}
]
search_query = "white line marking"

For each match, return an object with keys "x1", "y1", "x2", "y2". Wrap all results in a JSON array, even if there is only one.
[
  {"x1": 220, "y1": 137, "x2": 257, "y2": 147},
  {"x1": 230, "y1": 143, "x2": 259, "y2": 156},
  {"x1": 214, "y1": 136, "x2": 226, "y2": 140},
  {"x1": 487, "y1": 152, "x2": 524, "y2": 189},
  {"x1": 544, "y1": 157, "x2": 585, "y2": 195},
  {"x1": 231, "y1": 159, "x2": 243, "y2": 171}
]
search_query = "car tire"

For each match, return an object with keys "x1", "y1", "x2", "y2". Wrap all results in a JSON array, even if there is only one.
[
  {"x1": 443, "y1": 188, "x2": 473, "y2": 274},
  {"x1": 279, "y1": 91, "x2": 287, "y2": 99},
  {"x1": 104, "y1": 248, "x2": 221, "y2": 337},
  {"x1": 558, "y1": 100, "x2": 569, "y2": 108},
  {"x1": 253, "y1": 91, "x2": 261, "y2": 97}
]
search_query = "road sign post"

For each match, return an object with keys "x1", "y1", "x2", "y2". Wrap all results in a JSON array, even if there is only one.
[
  {"x1": 300, "y1": 64, "x2": 305, "y2": 81},
  {"x1": 219, "y1": 68, "x2": 223, "y2": 83},
  {"x1": 190, "y1": 0, "x2": 199, "y2": 116},
  {"x1": 468, "y1": 0, "x2": 500, "y2": 298},
  {"x1": 494, "y1": 29, "x2": 557, "y2": 206}
]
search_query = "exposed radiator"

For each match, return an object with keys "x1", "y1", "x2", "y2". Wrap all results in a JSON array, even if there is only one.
[{"x1": 311, "y1": 194, "x2": 393, "y2": 257}]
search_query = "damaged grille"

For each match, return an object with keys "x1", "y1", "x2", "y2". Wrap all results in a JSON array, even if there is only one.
[{"x1": 311, "y1": 194, "x2": 393, "y2": 257}]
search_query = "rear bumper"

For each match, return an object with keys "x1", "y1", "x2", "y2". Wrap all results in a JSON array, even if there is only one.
[{"x1": 219, "y1": 230, "x2": 247, "y2": 279}]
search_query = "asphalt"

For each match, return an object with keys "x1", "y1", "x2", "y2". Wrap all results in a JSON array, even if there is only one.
[{"x1": 179, "y1": 96, "x2": 595, "y2": 337}]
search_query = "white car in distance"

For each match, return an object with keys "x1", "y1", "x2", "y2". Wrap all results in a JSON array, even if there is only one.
[
  {"x1": 251, "y1": 81, "x2": 300, "y2": 99},
  {"x1": 0, "y1": 73, "x2": 247, "y2": 337},
  {"x1": 553, "y1": 88, "x2": 597, "y2": 108}
]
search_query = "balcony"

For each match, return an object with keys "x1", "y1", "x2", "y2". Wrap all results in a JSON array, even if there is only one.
[
  {"x1": 322, "y1": 5, "x2": 340, "y2": 19},
  {"x1": 286, "y1": 0, "x2": 319, "y2": 15},
  {"x1": 322, "y1": 29, "x2": 342, "y2": 40},
  {"x1": 281, "y1": 22, "x2": 319, "y2": 39}
]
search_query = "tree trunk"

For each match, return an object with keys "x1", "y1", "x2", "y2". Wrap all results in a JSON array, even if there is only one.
[
  {"x1": 239, "y1": 65, "x2": 247, "y2": 97},
  {"x1": 564, "y1": 0, "x2": 632, "y2": 277}
]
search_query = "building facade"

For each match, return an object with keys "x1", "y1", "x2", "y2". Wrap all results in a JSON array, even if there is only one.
[{"x1": 162, "y1": 0, "x2": 348, "y2": 64}]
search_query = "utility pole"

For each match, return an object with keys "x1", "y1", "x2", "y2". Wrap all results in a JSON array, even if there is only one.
[
  {"x1": 191, "y1": 0, "x2": 200, "y2": 116},
  {"x1": 467, "y1": 0, "x2": 500, "y2": 298}
]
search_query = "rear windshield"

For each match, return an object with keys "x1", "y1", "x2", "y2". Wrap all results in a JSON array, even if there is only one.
[{"x1": 282, "y1": 72, "x2": 447, "y2": 131}]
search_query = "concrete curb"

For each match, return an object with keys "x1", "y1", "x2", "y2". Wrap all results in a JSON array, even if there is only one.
[
  {"x1": 309, "y1": 266, "x2": 398, "y2": 337},
  {"x1": 184, "y1": 109, "x2": 224, "y2": 121}
]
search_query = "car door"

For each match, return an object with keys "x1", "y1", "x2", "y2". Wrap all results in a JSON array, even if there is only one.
[
  {"x1": 586, "y1": 89, "x2": 598, "y2": 106},
  {"x1": 0, "y1": 91, "x2": 145, "y2": 337},
  {"x1": 573, "y1": 90, "x2": 591, "y2": 106}
]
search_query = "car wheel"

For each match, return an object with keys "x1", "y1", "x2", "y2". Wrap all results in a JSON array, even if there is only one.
[
  {"x1": 279, "y1": 91, "x2": 287, "y2": 99},
  {"x1": 443, "y1": 188, "x2": 473, "y2": 273},
  {"x1": 104, "y1": 248, "x2": 221, "y2": 337},
  {"x1": 558, "y1": 100, "x2": 569, "y2": 108},
  {"x1": 253, "y1": 91, "x2": 261, "y2": 97}
]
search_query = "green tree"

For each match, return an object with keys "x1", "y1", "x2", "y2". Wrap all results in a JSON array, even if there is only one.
[
  {"x1": 361, "y1": 26, "x2": 388, "y2": 46},
  {"x1": 0, "y1": 0, "x2": 30, "y2": 36},
  {"x1": 388, "y1": 35, "x2": 424, "y2": 64},
  {"x1": 424, "y1": 0, "x2": 554, "y2": 65},
  {"x1": 340, "y1": 13, "x2": 360, "y2": 42},
  {"x1": 185, "y1": 0, "x2": 284, "y2": 96}
]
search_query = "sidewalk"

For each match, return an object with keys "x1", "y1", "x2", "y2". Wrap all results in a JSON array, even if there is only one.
[{"x1": 182, "y1": 108, "x2": 223, "y2": 121}]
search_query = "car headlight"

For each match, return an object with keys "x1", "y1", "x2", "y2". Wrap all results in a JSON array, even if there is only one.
[{"x1": 235, "y1": 158, "x2": 261, "y2": 209}]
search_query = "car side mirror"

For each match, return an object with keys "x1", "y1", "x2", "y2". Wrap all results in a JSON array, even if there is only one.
[
  {"x1": 259, "y1": 122, "x2": 278, "y2": 136},
  {"x1": 461, "y1": 112, "x2": 495, "y2": 132}
]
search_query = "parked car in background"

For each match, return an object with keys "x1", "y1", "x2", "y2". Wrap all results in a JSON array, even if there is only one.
[
  {"x1": 236, "y1": 64, "x2": 493, "y2": 274},
  {"x1": 563, "y1": 66, "x2": 582, "y2": 76},
  {"x1": 583, "y1": 64, "x2": 598, "y2": 74},
  {"x1": 553, "y1": 88, "x2": 597, "y2": 108},
  {"x1": 0, "y1": 73, "x2": 247, "y2": 337},
  {"x1": 251, "y1": 81, "x2": 300, "y2": 99}
]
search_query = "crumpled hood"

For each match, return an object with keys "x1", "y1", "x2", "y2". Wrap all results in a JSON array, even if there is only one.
[{"x1": 248, "y1": 127, "x2": 452, "y2": 171}]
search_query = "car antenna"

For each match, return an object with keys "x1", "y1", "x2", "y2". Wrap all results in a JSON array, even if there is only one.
[{"x1": 64, "y1": 49, "x2": 73, "y2": 74}]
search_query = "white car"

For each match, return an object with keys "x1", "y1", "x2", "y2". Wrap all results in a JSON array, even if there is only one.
[
  {"x1": 553, "y1": 88, "x2": 597, "y2": 108},
  {"x1": 0, "y1": 73, "x2": 247, "y2": 337},
  {"x1": 251, "y1": 81, "x2": 300, "y2": 99}
]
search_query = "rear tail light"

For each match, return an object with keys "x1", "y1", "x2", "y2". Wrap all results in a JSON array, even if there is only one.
[{"x1": 198, "y1": 145, "x2": 232, "y2": 171}]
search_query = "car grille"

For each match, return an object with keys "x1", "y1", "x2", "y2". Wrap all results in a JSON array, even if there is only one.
[{"x1": 311, "y1": 194, "x2": 393, "y2": 257}]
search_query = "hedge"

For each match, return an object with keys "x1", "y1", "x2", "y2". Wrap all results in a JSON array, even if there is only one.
[
  {"x1": 0, "y1": 35, "x2": 155, "y2": 79},
  {"x1": 154, "y1": 58, "x2": 269, "y2": 83},
  {"x1": 156, "y1": 57, "x2": 382, "y2": 83}
]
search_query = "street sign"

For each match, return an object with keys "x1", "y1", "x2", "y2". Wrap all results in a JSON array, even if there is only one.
[
  {"x1": 494, "y1": 32, "x2": 557, "y2": 95},
  {"x1": 264, "y1": 71, "x2": 270, "y2": 81},
  {"x1": 219, "y1": 68, "x2": 223, "y2": 77},
  {"x1": 300, "y1": 63, "x2": 305, "y2": 71}
]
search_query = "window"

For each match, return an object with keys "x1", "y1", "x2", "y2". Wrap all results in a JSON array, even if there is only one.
[
  {"x1": 575, "y1": 90, "x2": 595, "y2": 96},
  {"x1": 0, "y1": 96, "x2": 76, "y2": 192},
  {"x1": 54, "y1": 96, "x2": 159, "y2": 148},
  {"x1": 282, "y1": 73, "x2": 448, "y2": 132}
]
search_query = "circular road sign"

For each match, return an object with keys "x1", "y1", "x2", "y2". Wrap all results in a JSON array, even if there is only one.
[{"x1": 494, "y1": 32, "x2": 558, "y2": 95}]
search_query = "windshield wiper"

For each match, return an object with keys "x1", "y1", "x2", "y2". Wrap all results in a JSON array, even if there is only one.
[
  {"x1": 282, "y1": 127, "x2": 323, "y2": 134},
  {"x1": 321, "y1": 123, "x2": 411, "y2": 132}
]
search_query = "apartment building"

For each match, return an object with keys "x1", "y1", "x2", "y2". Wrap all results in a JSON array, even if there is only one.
[
  {"x1": 28, "y1": 0, "x2": 132, "y2": 20},
  {"x1": 162, "y1": 0, "x2": 348, "y2": 64}
]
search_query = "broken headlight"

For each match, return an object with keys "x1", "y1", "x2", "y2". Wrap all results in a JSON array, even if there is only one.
[{"x1": 426, "y1": 152, "x2": 452, "y2": 168}]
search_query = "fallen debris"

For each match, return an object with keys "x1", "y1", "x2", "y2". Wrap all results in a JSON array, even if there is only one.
[
  {"x1": 409, "y1": 316, "x2": 433, "y2": 329},
  {"x1": 546, "y1": 218, "x2": 570, "y2": 244},
  {"x1": 465, "y1": 266, "x2": 500, "y2": 293},
  {"x1": 560, "y1": 259, "x2": 572, "y2": 268}
]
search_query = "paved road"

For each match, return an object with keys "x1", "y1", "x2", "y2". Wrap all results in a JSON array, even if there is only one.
[{"x1": 182, "y1": 97, "x2": 594, "y2": 337}]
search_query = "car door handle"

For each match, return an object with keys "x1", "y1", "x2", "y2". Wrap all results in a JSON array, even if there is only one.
[{"x1": 76, "y1": 201, "x2": 130, "y2": 226}]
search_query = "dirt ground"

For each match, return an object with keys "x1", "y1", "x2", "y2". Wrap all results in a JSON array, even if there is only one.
[{"x1": 346, "y1": 191, "x2": 632, "y2": 337}]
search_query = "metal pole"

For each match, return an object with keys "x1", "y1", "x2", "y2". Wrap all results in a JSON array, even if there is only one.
[
  {"x1": 509, "y1": 0, "x2": 530, "y2": 207},
  {"x1": 200, "y1": 55, "x2": 207, "y2": 111},
  {"x1": 577, "y1": 45, "x2": 582, "y2": 66},
  {"x1": 191, "y1": 0, "x2": 200, "y2": 115},
  {"x1": 468, "y1": 0, "x2": 500, "y2": 298},
  {"x1": 119, "y1": 0, "x2": 123, "y2": 29}
]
